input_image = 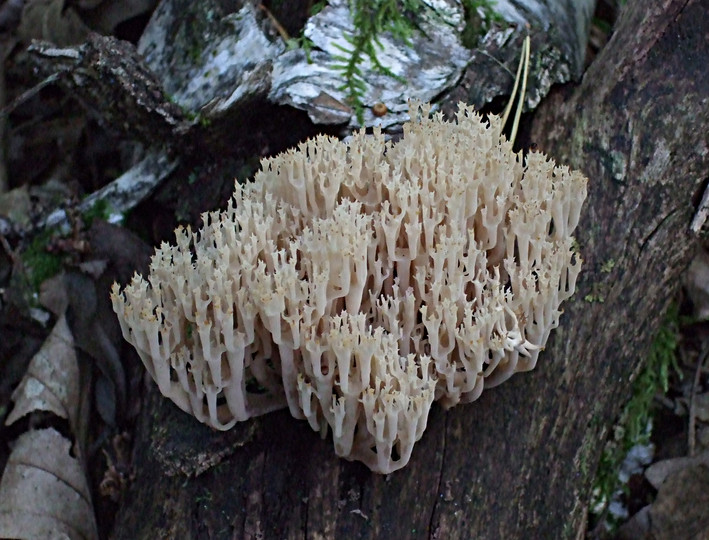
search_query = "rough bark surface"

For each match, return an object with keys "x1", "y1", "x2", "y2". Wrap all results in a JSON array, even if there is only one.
[
  {"x1": 27, "y1": 33, "x2": 188, "y2": 147},
  {"x1": 445, "y1": 0, "x2": 595, "y2": 116},
  {"x1": 113, "y1": 0, "x2": 709, "y2": 538}
]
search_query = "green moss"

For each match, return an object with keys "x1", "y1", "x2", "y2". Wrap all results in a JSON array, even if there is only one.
[
  {"x1": 600, "y1": 259, "x2": 616, "y2": 273},
  {"x1": 188, "y1": 43, "x2": 202, "y2": 63},
  {"x1": 584, "y1": 280, "x2": 606, "y2": 303},
  {"x1": 82, "y1": 198, "x2": 113, "y2": 227},
  {"x1": 22, "y1": 200, "x2": 116, "y2": 292},
  {"x1": 289, "y1": 34, "x2": 315, "y2": 62},
  {"x1": 22, "y1": 230, "x2": 63, "y2": 291},
  {"x1": 584, "y1": 293, "x2": 605, "y2": 303},
  {"x1": 460, "y1": 0, "x2": 502, "y2": 49},
  {"x1": 590, "y1": 304, "x2": 681, "y2": 529},
  {"x1": 310, "y1": 0, "x2": 327, "y2": 16}
]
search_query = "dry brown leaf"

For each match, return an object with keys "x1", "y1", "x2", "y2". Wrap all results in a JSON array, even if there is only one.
[
  {"x1": 645, "y1": 449, "x2": 709, "y2": 489},
  {"x1": 648, "y1": 463, "x2": 709, "y2": 539},
  {"x1": 0, "y1": 428, "x2": 98, "y2": 540},
  {"x1": 0, "y1": 185, "x2": 32, "y2": 227},
  {"x1": 695, "y1": 392, "x2": 709, "y2": 423},
  {"x1": 5, "y1": 314, "x2": 80, "y2": 431},
  {"x1": 41, "y1": 268, "x2": 127, "y2": 426},
  {"x1": 65, "y1": 271, "x2": 126, "y2": 424},
  {"x1": 39, "y1": 273, "x2": 70, "y2": 317},
  {"x1": 684, "y1": 247, "x2": 709, "y2": 320}
]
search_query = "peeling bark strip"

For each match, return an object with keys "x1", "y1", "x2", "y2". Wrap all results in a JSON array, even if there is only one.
[
  {"x1": 113, "y1": 1, "x2": 709, "y2": 538},
  {"x1": 136, "y1": 0, "x2": 594, "y2": 130}
]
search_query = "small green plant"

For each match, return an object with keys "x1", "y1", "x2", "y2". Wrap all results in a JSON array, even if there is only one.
[
  {"x1": 288, "y1": 33, "x2": 316, "y2": 62},
  {"x1": 460, "y1": 0, "x2": 502, "y2": 48},
  {"x1": 297, "y1": 1, "x2": 501, "y2": 122},
  {"x1": 22, "y1": 200, "x2": 117, "y2": 292},
  {"x1": 330, "y1": 0, "x2": 425, "y2": 122},
  {"x1": 591, "y1": 304, "x2": 681, "y2": 530},
  {"x1": 22, "y1": 230, "x2": 63, "y2": 291},
  {"x1": 82, "y1": 198, "x2": 112, "y2": 227}
]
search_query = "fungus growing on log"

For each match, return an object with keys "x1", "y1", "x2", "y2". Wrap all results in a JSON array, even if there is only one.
[{"x1": 111, "y1": 102, "x2": 587, "y2": 473}]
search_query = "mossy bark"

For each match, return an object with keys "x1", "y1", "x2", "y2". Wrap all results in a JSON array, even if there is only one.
[{"x1": 112, "y1": 0, "x2": 709, "y2": 538}]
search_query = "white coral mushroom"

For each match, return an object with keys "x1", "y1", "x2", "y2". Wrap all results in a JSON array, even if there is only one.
[{"x1": 111, "y1": 102, "x2": 587, "y2": 473}]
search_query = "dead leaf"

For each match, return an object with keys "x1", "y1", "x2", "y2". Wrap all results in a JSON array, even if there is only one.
[
  {"x1": 0, "y1": 185, "x2": 32, "y2": 227},
  {"x1": 39, "y1": 273, "x2": 70, "y2": 317},
  {"x1": 0, "y1": 305, "x2": 46, "y2": 412},
  {"x1": 644, "y1": 449, "x2": 709, "y2": 489},
  {"x1": 64, "y1": 271, "x2": 125, "y2": 425},
  {"x1": 42, "y1": 269, "x2": 127, "y2": 425},
  {"x1": 684, "y1": 247, "x2": 709, "y2": 320},
  {"x1": 695, "y1": 392, "x2": 709, "y2": 423},
  {"x1": 78, "y1": 259, "x2": 108, "y2": 279},
  {"x1": 88, "y1": 219, "x2": 152, "y2": 282},
  {"x1": 95, "y1": 373, "x2": 116, "y2": 425},
  {"x1": 5, "y1": 314, "x2": 80, "y2": 431},
  {"x1": 648, "y1": 463, "x2": 709, "y2": 539},
  {"x1": 616, "y1": 505, "x2": 651, "y2": 540},
  {"x1": 0, "y1": 428, "x2": 98, "y2": 540}
]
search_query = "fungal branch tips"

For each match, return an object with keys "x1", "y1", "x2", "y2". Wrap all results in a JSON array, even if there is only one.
[{"x1": 111, "y1": 100, "x2": 587, "y2": 473}]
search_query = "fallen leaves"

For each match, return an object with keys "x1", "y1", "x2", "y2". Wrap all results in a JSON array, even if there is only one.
[
  {"x1": 0, "y1": 310, "x2": 97, "y2": 539},
  {"x1": 0, "y1": 428, "x2": 98, "y2": 540},
  {"x1": 0, "y1": 219, "x2": 152, "y2": 538},
  {"x1": 4, "y1": 314, "x2": 80, "y2": 429},
  {"x1": 617, "y1": 451, "x2": 709, "y2": 540}
]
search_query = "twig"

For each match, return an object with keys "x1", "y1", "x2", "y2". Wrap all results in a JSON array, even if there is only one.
[
  {"x1": 499, "y1": 37, "x2": 526, "y2": 130},
  {"x1": 39, "y1": 149, "x2": 178, "y2": 233},
  {"x1": 0, "y1": 72, "x2": 61, "y2": 119},
  {"x1": 0, "y1": 230, "x2": 15, "y2": 263},
  {"x1": 26, "y1": 35, "x2": 188, "y2": 147},
  {"x1": 474, "y1": 49, "x2": 516, "y2": 77},
  {"x1": 688, "y1": 339, "x2": 709, "y2": 457},
  {"x1": 258, "y1": 4, "x2": 291, "y2": 41},
  {"x1": 690, "y1": 183, "x2": 709, "y2": 234}
]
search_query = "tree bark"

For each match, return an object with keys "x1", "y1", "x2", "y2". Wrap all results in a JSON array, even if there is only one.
[{"x1": 112, "y1": 0, "x2": 709, "y2": 538}]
